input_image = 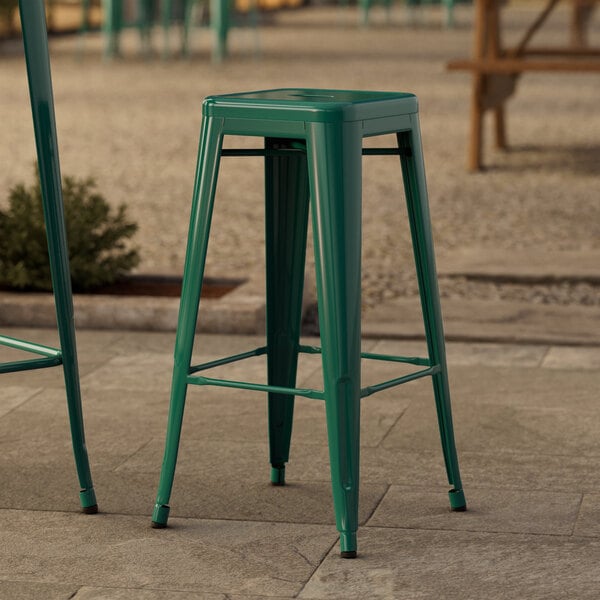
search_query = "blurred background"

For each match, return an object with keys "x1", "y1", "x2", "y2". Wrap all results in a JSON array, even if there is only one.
[{"x1": 1, "y1": 0, "x2": 599, "y2": 338}]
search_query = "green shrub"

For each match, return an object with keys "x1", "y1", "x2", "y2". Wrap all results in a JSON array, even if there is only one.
[{"x1": 0, "y1": 171, "x2": 140, "y2": 292}]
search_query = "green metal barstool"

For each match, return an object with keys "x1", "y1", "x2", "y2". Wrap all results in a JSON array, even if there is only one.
[
  {"x1": 0, "y1": 0, "x2": 97, "y2": 514},
  {"x1": 151, "y1": 89, "x2": 466, "y2": 557}
]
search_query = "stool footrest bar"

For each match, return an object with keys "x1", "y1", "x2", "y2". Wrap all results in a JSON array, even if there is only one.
[
  {"x1": 360, "y1": 365, "x2": 441, "y2": 398},
  {"x1": 0, "y1": 334, "x2": 62, "y2": 358},
  {"x1": 189, "y1": 346, "x2": 267, "y2": 374},
  {"x1": 185, "y1": 346, "x2": 438, "y2": 400},
  {"x1": 187, "y1": 374, "x2": 326, "y2": 400},
  {"x1": 0, "y1": 334, "x2": 63, "y2": 374},
  {"x1": 298, "y1": 344, "x2": 431, "y2": 366},
  {"x1": 0, "y1": 356, "x2": 63, "y2": 375}
]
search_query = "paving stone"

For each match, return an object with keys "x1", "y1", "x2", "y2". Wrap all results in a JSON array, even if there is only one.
[
  {"x1": 383, "y1": 397, "x2": 600, "y2": 457},
  {"x1": 358, "y1": 448, "x2": 600, "y2": 492},
  {"x1": 80, "y1": 353, "x2": 175, "y2": 392},
  {"x1": 0, "y1": 463, "x2": 91, "y2": 513},
  {"x1": 0, "y1": 510, "x2": 337, "y2": 597},
  {"x1": 0, "y1": 581, "x2": 79, "y2": 600},
  {"x1": 438, "y1": 249, "x2": 600, "y2": 283},
  {"x1": 153, "y1": 385, "x2": 405, "y2": 449},
  {"x1": 0, "y1": 388, "x2": 156, "y2": 471},
  {"x1": 390, "y1": 364, "x2": 600, "y2": 410},
  {"x1": 0, "y1": 386, "x2": 41, "y2": 418},
  {"x1": 363, "y1": 298, "x2": 600, "y2": 346},
  {"x1": 0, "y1": 361, "x2": 72, "y2": 388},
  {"x1": 0, "y1": 327, "x2": 120, "y2": 371},
  {"x1": 105, "y1": 332, "x2": 262, "y2": 356},
  {"x1": 542, "y1": 345, "x2": 600, "y2": 370},
  {"x1": 573, "y1": 494, "x2": 600, "y2": 538},
  {"x1": 93, "y1": 469, "x2": 386, "y2": 526},
  {"x1": 372, "y1": 340, "x2": 548, "y2": 368},
  {"x1": 367, "y1": 485, "x2": 582, "y2": 535},
  {"x1": 73, "y1": 588, "x2": 295, "y2": 599},
  {"x1": 300, "y1": 528, "x2": 600, "y2": 600},
  {"x1": 73, "y1": 587, "x2": 227, "y2": 599}
]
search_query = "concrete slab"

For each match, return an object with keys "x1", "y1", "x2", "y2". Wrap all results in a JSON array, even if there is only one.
[
  {"x1": 372, "y1": 339, "x2": 548, "y2": 368},
  {"x1": 0, "y1": 510, "x2": 337, "y2": 597},
  {"x1": 358, "y1": 448, "x2": 600, "y2": 492},
  {"x1": 438, "y1": 249, "x2": 600, "y2": 284},
  {"x1": 0, "y1": 582, "x2": 78, "y2": 600},
  {"x1": 0, "y1": 275, "x2": 314, "y2": 336},
  {"x1": 363, "y1": 298, "x2": 600, "y2": 346},
  {"x1": 542, "y1": 345, "x2": 600, "y2": 370},
  {"x1": 0, "y1": 386, "x2": 41, "y2": 418},
  {"x1": 300, "y1": 528, "x2": 600, "y2": 600},
  {"x1": 0, "y1": 388, "x2": 156, "y2": 470},
  {"x1": 0, "y1": 281, "x2": 265, "y2": 335},
  {"x1": 92, "y1": 470, "x2": 386, "y2": 526},
  {"x1": 383, "y1": 397, "x2": 600, "y2": 457},
  {"x1": 442, "y1": 365, "x2": 600, "y2": 410},
  {"x1": 72, "y1": 588, "x2": 227, "y2": 599},
  {"x1": 367, "y1": 485, "x2": 582, "y2": 535},
  {"x1": 73, "y1": 590, "x2": 293, "y2": 600},
  {"x1": 573, "y1": 494, "x2": 600, "y2": 538}
]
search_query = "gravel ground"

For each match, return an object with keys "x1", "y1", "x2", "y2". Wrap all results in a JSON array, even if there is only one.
[{"x1": 1, "y1": 4, "x2": 599, "y2": 311}]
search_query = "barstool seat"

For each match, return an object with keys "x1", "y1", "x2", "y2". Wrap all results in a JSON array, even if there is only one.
[{"x1": 151, "y1": 88, "x2": 466, "y2": 557}]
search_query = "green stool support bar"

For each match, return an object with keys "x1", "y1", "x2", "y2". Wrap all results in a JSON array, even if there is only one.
[
  {"x1": 152, "y1": 88, "x2": 466, "y2": 557},
  {"x1": 1, "y1": 0, "x2": 97, "y2": 514}
]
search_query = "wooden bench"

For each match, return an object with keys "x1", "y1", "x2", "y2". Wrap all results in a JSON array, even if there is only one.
[{"x1": 447, "y1": 0, "x2": 600, "y2": 171}]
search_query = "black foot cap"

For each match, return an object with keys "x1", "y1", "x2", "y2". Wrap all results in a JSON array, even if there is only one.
[
  {"x1": 82, "y1": 504, "x2": 98, "y2": 515},
  {"x1": 151, "y1": 520, "x2": 167, "y2": 529},
  {"x1": 271, "y1": 480, "x2": 285, "y2": 487},
  {"x1": 341, "y1": 550, "x2": 357, "y2": 559},
  {"x1": 452, "y1": 505, "x2": 467, "y2": 512}
]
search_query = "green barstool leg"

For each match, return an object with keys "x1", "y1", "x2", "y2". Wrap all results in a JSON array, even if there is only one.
[
  {"x1": 182, "y1": 0, "x2": 196, "y2": 56},
  {"x1": 307, "y1": 122, "x2": 363, "y2": 558},
  {"x1": 443, "y1": 0, "x2": 455, "y2": 28},
  {"x1": 138, "y1": 0, "x2": 154, "y2": 56},
  {"x1": 210, "y1": 0, "x2": 229, "y2": 62},
  {"x1": 161, "y1": 0, "x2": 172, "y2": 58},
  {"x1": 80, "y1": 0, "x2": 91, "y2": 33},
  {"x1": 360, "y1": 0, "x2": 370, "y2": 25},
  {"x1": 397, "y1": 120, "x2": 466, "y2": 512},
  {"x1": 265, "y1": 138, "x2": 310, "y2": 486},
  {"x1": 152, "y1": 115, "x2": 224, "y2": 527},
  {"x1": 19, "y1": 0, "x2": 97, "y2": 513},
  {"x1": 102, "y1": 0, "x2": 123, "y2": 59}
]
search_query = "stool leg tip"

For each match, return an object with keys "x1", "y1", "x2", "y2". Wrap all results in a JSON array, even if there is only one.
[
  {"x1": 449, "y1": 488, "x2": 467, "y2": 511},
  {"x1": 270, "y1": 464, "x2": 286, "y2": 486},
  {"x1": 79, "y1": 488, "x2": 97, "y2": 514},
  {"x1": 340, "y1": 550, "x2": 357, "y2": 559},
  {"x1": 152, "y1": 503, "x2": 171, "y2": 527}
]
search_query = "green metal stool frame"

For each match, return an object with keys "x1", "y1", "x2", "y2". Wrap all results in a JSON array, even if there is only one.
[
  {"x1": 151, "y1": 89, "x2": 466, "y2": 557},
  {"x1": 0, "y1": 0, "x2": 97, "y2": 514}
]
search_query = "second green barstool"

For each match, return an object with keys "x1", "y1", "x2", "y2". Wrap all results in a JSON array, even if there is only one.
[
  {"x1": 151, "y1": 88, "x2": 466, "y2": 557},
  {"x1": 0, "y1": 0, "x2": 97, "y2": 514}
]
